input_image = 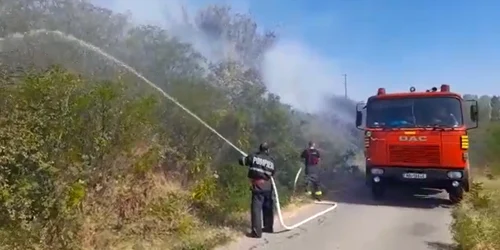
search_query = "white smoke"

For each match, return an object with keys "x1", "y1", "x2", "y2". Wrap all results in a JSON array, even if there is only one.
[{"x1": 95, "y1": 0, "x2": 347, "y2": 114}]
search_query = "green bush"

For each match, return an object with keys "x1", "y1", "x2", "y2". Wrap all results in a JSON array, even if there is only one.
[
  {"x1": 0, "y1": 65, "x2": 350, "y2": 249},
  {"x1": 215, "y1": 164, "x2": 252, "y2": 214},
  {"x1": 0, "y1": 67, "x2": 163, "y2": 249},
  {"x1": 451, "y1": 182, "x2": 500, "y2": 250},
  {"x1": 0, "y1": 1, "x2": 362, "y2": 249},
  {"x1": 452, "y1": 123, "x2": 500, "y2": 250}
]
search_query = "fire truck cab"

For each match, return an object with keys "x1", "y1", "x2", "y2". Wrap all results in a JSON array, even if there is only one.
[{"x1": 355, "y1": 84, "x2": 479, "y2": 203}]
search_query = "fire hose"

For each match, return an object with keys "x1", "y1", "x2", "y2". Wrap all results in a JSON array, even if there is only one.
[{"x1": 243, "y1": 153, "x2": 338, "y2": 231}]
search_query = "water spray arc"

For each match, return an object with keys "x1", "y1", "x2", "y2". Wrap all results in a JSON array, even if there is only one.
[
  {"x1": 1, "y1": 29, "x2": 337, "y2": 231},
  {"x1": 0, "y1": 29, "x2": 245, "y2": 157}
]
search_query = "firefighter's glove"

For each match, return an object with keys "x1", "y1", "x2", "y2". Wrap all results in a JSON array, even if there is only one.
[{"x1": 238, "y1": 156, "x2": 246, "y2": 166}]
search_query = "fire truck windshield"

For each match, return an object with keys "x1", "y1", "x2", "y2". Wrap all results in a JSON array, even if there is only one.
[{"x1": 366, "y1": 97, "x2": 463, "y2": 128}]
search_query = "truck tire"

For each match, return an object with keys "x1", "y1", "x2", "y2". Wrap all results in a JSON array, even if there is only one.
[
  {"x1": 464, "y1": 169, "x2": 471, "y2": 192},
  {"x1": 464, "y1": 177, "x2": 470, "y2": 192},
  {"x1": 464, "y1": 163, "x2": 471, "y2": 192},
  {"x1": 371, "y1": 184, "x2": 385, "y2": 200},
  {"x1": 449, "y1": 187, "x2": 464, "y2": 204}
]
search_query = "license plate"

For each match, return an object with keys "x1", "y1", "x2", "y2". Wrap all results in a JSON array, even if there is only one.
[{"x1": 403, "y1": 173, "x2": 427, "y2": 179}]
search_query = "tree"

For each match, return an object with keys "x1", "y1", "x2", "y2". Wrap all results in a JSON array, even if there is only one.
[
  {"x1": 478, "y1": 95, "x2": 492, "y2": 122},
  {"x1": 491, "y1": 96, "x2": 500, "y2": 121},
  {"x1": 0, "y1": 1, "x2": 360, "y2": 248}
]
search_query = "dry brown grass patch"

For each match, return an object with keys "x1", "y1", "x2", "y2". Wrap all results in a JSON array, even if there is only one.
[{"x1": 79, "y1": 173, "x2": 235, "y2": 250}]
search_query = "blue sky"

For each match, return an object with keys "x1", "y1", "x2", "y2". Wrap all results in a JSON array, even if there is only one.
[
  {"x1": 93, "y1": 0, "x2": 500, "y2": 106},
  {"x1": 259, "y1": 0, "x2": 500, "y2": 98}
]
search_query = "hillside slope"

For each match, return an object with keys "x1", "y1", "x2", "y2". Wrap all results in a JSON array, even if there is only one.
[{"x1": 0, "y1": 1, "x2": 362, "y2": 249}]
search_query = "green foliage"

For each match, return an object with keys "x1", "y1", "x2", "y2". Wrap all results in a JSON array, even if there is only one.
[
  {"x1": 451, "y1": 181, "x2": 500, "y2": 250},
  {"x1": 215, "y1": 164, "x2": 251, "y2": 213},
  {"x1": 463, "y1": 94, "x2": 500, "y2": 170},
  {"x1": 0, "y1": 1, "x2": 361, "y2": 249},
  {"x1": 0, "y1": 68, "x2": 163, "y2": 249},
  {"x1": 452, "y1": 109, "x2": 500, "y2": 250}
]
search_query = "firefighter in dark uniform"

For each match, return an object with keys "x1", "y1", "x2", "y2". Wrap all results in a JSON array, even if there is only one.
[
  {"x1": 300, "y1": 141, "x2": 322, "y2": 199},
  {"x1": 239, "y1": 142, "x2": 276, "y2": 238}
]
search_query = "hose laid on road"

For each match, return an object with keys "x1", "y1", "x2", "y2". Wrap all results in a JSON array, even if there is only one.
[{"x1": 271, "y1": 169, "x2": 337, "y2": 230}]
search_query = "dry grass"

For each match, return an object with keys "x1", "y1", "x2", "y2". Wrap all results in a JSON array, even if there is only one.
[
  {"x1": 451, "y1": 177, "x2": 500, "y2": 250},
  {"x1": 75, "y1": 173, "x2": 312, "y2": 250},
  {"x1": 75, "y1": 174, "x2": 223, "y2": 250}
]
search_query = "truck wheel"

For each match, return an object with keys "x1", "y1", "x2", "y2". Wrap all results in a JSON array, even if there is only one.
[
  {"x1": 449, "y1": 187, "x2": 464, "y2": 204},
  {"x1": 464, "y1": 178, "x2": 470, "y2": 192},
  {"x1": 371, "y1": 184, "x2": 385, "y2": 200},
  {"x1": 365, "y1": 174, "x2": 370, "y2": 186},
  {"x1": 464, "y1": 165, "x2": 471, "y2": 192}
]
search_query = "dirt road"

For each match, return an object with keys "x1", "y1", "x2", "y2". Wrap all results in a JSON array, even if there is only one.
[{"x1": 217, "y1": 178, "x2": 455, "y2": 250}]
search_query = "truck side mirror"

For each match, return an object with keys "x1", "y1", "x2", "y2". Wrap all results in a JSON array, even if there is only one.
[
  {"x1": 470, "y1": 104, "x2": 478, "y2": 122},
  {"x1": 465, "y1": 99, "x2": 479, "y2": 130},
  {"x1": 355, "y1": 111, "x2": 362, "y2": 127},
  {"x1": 355, "y1": 102, "x2": 365, "y2": 130}
]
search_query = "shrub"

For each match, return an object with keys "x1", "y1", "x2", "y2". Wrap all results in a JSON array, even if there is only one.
[
  {"x1": 0, "y1": 67, "x2": 163, "y2": 249},
  {"x1": 452, "y1": 109, "x2": 500, "y2": 250},
  {"x1": 452, "y1": 181, "x2": 500, "y2": 250}
]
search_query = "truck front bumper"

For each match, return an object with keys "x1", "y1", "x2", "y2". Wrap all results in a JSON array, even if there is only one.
[{"x1": 366, "y1": 166, "x2": 468, "y2": 190}]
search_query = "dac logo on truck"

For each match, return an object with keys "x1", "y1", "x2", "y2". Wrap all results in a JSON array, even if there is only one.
[{"x1": 398, "y1": 135, "x2": 427, "y2": 142}]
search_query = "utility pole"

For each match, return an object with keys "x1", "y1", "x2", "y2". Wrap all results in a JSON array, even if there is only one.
[{"x1": 343, "y1": 74, "x2": 347, "y2": 99}]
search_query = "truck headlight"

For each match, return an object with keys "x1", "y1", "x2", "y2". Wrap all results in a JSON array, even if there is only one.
[
  {"x1": 447, "y1": 171, "x2": 463, "y2": 179},
  {"x1": 371, "y1": 168, "x2": 384, "y2": 175}
]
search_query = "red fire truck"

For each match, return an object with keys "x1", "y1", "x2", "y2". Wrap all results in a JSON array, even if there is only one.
[{"x1": 355, "y1": 84, "x2": 479, "y2": 203}]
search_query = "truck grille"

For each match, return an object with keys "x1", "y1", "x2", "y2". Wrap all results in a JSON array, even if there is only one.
[{"x1": 388, "y1": 145, "x2": 441, "y2": 165}]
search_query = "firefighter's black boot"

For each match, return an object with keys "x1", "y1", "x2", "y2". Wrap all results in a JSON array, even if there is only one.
[{"x1": 246, "y1": 232, "x2": 262, "y2": 238}]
